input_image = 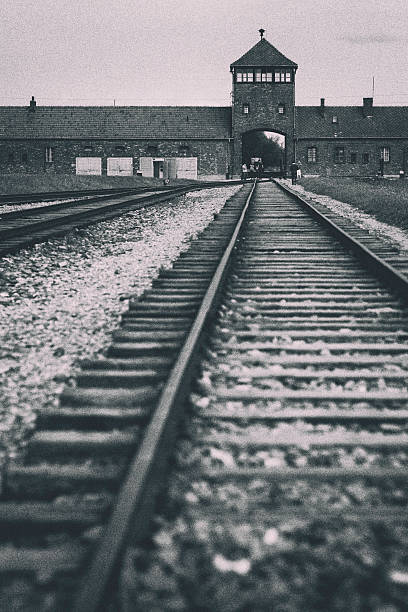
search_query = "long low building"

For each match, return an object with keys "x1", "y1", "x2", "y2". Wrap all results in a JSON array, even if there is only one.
[{"x1": 1, "y1": 33, "x2": 408, "y2": 179}]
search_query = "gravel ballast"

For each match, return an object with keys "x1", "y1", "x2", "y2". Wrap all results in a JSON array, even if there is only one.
[
  {"x1": 279, "y1": 179, "x2": 408, "y2": 252},
  {"x1": 0, "y1": 186, "x2": 241, "y2": 464}
]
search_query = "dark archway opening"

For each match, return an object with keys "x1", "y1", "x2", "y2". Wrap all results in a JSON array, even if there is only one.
[{"x1": 242, "y1": 130, "x2": 286, "y2": 177}]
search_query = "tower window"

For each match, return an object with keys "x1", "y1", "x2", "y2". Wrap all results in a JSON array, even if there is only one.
[
  {"x1": 380, "y1": 146, "x2": 390, "y2": 162},
  {"x1": 307, "y1": 146, "x2": 317, "y2": 163},
  {"x1": 274, "y1": 70, "x2": 291, "y2": 83},
  {"x1": 334, "y1": 147, "x2": 345, "y2": 163},
  {"x1": 235, "y1": 69, "x2": 253, "y2": 83},
  {"x1": 243, "y1": 103, "x2": 250, "y2": 115},
  {"x1": 332, "y1": 115, "x2": 338, "y2": 124},
  {"x1": 278, "y1": 103, "x2": 285, "y2": 114},
  {"x1": 45, "y1": 146, "x2": 54, "y2": 163}
]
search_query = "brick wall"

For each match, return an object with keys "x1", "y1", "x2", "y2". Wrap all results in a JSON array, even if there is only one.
[
  {"x1": 232, "y1": 82, "x2": 295, "y2": 176},
  {"x1": 0, "y1": 139, "x2": 231, "y2": 178},
  {"x1": 299, "y1": 139, "x2": 408, "y2": 177}
]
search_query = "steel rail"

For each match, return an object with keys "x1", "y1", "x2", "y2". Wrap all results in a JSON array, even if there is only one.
[
  {"x1": 0, "y1": 179, "x2": 243, "y2": 205},
  {"x1": 275, "y1": 180, "x2": 408, "y2": 300},
  {"x1": 0, "y1": 182, "x2": 241, "y2": 257},
  {"x1": 72, "y1": 181, "x2": 257, "y2": 612}
]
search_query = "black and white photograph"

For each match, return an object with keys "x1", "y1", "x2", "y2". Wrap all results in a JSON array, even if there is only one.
[{"x1": 0, "y1": 0, "x2": 408, "y2": 610}]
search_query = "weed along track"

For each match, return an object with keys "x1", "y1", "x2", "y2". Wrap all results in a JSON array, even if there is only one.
[{"x1": 1, "y1": 181, "x2": 408, "y2": 610}]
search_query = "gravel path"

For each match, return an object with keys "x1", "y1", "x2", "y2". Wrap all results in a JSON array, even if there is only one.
[
  {"x1": 279, "y1": 179, "x2": 408, "y2": 253},
  {"x1": 0, "y1": 186, "x2": 241, "y2": 464},
  {"x1": 0, "y1": 197, "x2": 94, "y2": 215}
]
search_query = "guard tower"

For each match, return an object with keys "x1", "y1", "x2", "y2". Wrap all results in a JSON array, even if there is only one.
[{"x1": 230, "y1": 30, "x2": 298, "y2": 176}]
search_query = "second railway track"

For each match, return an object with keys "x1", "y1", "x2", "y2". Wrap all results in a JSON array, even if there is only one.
[
  {"x1": 0, "y1": 181, "x2": 240, "y2": 257},
  {"x1": 1, "y1": 180, "x2": 408, "y2": 610}
]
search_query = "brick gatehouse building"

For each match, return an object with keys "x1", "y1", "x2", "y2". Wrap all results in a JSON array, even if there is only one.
[{"x1": 1, "y1": 33, "x2": 408, "y2": 180}]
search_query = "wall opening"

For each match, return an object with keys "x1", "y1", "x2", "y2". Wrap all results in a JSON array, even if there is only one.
[{"x1": 242, "y1": 130, "x2": 285, "y2": 176}]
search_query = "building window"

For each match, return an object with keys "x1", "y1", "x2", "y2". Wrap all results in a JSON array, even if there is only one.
[
  {"x1": 349, "y1": 152, "x2": 357, "y2": 163},
  {"x1": 256, "y1": 68, "x2": 272, "y2": 82},
  {"x1": 21, "y1": 151, "x2": 28, "y2": 163},
  {"x1": 235, "y1": 69, "x2": 253, "y2": 83},
  {"x1": 381, "y1": 146, "x2": 390, "y2": 162},
  {"x1": 45, "y1": 146, "x2": 54, "y2": 163},
  {"x1": 8, "y1": 152, "x2": 14, "y2": 163},
  {"x1": 115, "y1": 145, "x2": 126, "y2": 153},
  {"x1": 243, "y1": 103, "x2": 250, "y2": 114},
  {"x1": 178, "y1": 145, "x2": 190, "y2": 156},
  {"x1": 362, "y1": 152, "x2": 370, "y2": 164},
  {"x1": 146, "y1": 145, "x2": 158, "y2": 156},
  {"x1": 334, "y1": 147, "x2": 345, "y2": 163},
  {"x1": 274, "y1": 70, "x2": 291, "y2": 83},
  {"x1": 277, "y1": 103, "x2": 285, "y2": 114},
  {"x1": 307, "y1": 146, "x2": 317, "y2": 163},
  {"x1": 332, "y1": 115, "x2": 338, "y2": 124}
]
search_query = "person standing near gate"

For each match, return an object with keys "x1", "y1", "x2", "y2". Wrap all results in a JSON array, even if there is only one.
[
  {"x1": 290, "y1": 160, "x2": 299, "y2": 185},
  {"x1": 241, "y1": 163, "x2": 248, "y2": 182}
]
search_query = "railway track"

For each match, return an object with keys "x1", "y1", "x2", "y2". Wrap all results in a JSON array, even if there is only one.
[
  {"x1": 0, "y1": 181, "x2": 239, "y2": 257},
  {"x1": 1, "y1": 180, "x2": 408, "y2": 610},
  {"x1": 0, "y1": 185, "x2": 175, "y2": 205}
]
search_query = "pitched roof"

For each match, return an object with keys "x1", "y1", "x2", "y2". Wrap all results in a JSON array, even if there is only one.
[
  {"x1": 0, "y1": 106, "x2": 232, "y2": 140},
  {"x1": 296, "y1": 106, "x2": 408, "y2": 139},
  {"x1": 230, "y1": 38, "x2": 297, "y2": 68}
]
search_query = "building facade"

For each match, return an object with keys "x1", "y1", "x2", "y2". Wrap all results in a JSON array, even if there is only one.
[{"x1": 1, "y1": 35, "x2": 407, "y2": 179}]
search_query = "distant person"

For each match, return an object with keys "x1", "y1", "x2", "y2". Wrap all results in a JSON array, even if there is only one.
[
  {"x1": 297, "y1": 161, "x2": 302, "y2": 180},
  {"x1": 249, "y1": 163, "x2": 255, "y2": 179},
  {"x1": 241, "y1": 163, "x2": 248, "y2": 182},
  {"x1": 290, "y1": 161, "x2": 299, "y2": 185}
]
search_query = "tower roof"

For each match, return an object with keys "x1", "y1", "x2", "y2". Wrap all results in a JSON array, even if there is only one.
[{"x1": 230, "y1": 38, "x2": 297, "y2": 69}]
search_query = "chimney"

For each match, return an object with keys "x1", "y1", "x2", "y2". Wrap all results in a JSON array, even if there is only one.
[
  {"x1": 362, "y1": 97, "x2": 373, "y2": 117},
  {"x1": 320, "y1": 98, "x2": 325, "y2": 117},
  {"x1": 29, "y1": 96, "x2": 36, "y2": 112}
]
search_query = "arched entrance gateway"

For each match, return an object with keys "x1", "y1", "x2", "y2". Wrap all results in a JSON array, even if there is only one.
[{"x1": 242, "y1": 130, "x2": 286, "y2": 177}]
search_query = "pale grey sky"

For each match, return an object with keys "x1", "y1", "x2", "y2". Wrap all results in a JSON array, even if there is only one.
[{"x1": 1, "y1": 0, "x2": 407, "y2": 107}]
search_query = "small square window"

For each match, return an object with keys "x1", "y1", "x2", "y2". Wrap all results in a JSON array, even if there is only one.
[
  {"x1": 332, "y1": 115, "x2": 338, "y2": 124},
  {"x1": 278, "y1": 104, "x2": 285, "y2": 114},
  {"x1": 243, "y1": 104, "x2": 250, "y2": 115},
  {"x1": 285, "y1": 71, "x2": 291, "y2": 82},
  {"x1": 381, "y1": 147, "x2": 390, "y2": 162},
  {"x1": 334, "y1": 147, "x2": 345, "y2": 163},
  {"x1": 307, "y1": 147, "x2": 317, "y2": 163},
  {"x1": 45, "y1": 146, "x2": 54, "y2": 163}
]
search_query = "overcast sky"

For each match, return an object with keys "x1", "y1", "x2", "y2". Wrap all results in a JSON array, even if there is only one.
[{"x1": 1, "y1": 0, "x2": 407, "y2": 107}]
